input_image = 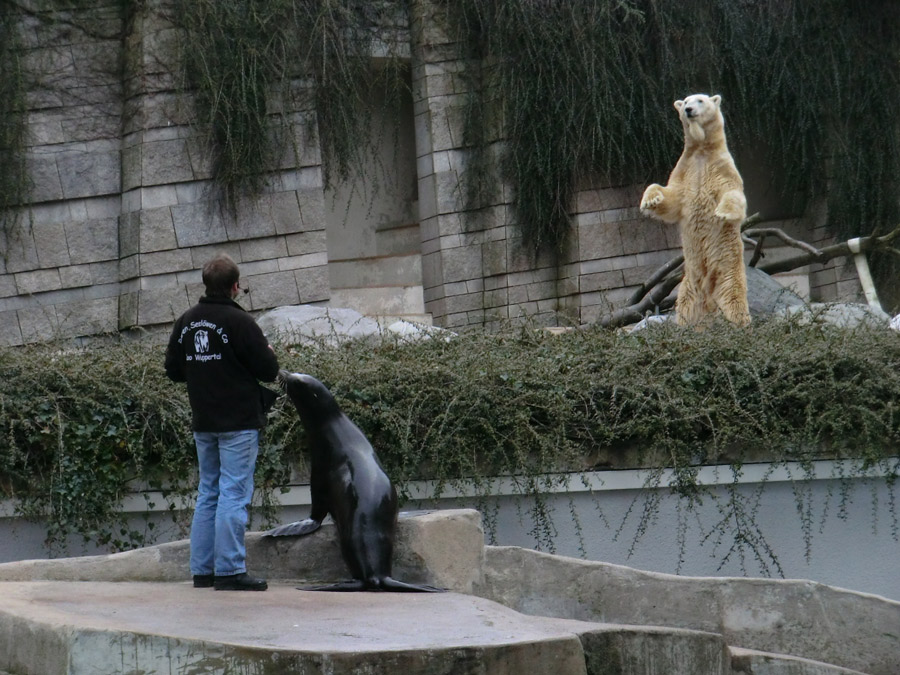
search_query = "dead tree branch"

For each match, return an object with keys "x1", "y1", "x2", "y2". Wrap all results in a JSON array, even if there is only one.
[
  {"x1": 744, "y1": 227, "x2": 825, "y2": 266},
  {"x1": 625, "y1": 255, "x2": 684, "y2": 306},
  {"x1": 756, "y1": 225, "x2": 900, "y2": 276},
  {"x1": 591, "y1": 219, "x2": 900, "y2": 330}
]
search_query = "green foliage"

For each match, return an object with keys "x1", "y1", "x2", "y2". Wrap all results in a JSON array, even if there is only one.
[
  {"x1": 0, "y1": 342, "x2": 193, "y2": 552},
  {"x1": 174, "y1": 0, "x2": 409, "y2": 207},
  {"x1": 0, "y1": 5, "x2": 29, "y2": 245},
  {"x1": 1, "y1": 320, "x2": 898, "y2": 568},
  {"x1": 446, "y1": 0, "x2": 900, "y2": 271},
  {"x1": 279, "y1": 317, "x2": 900, "y2": 566}
]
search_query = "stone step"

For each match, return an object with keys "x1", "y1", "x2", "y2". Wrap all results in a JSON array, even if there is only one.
[{"x1": 729, "y1": 647, "x2": 869, "y2": 674}]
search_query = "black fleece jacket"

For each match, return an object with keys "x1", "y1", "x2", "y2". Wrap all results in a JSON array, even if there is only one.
[{"x1": 165, "y1": 296, "x2": 279, "y2": 432}]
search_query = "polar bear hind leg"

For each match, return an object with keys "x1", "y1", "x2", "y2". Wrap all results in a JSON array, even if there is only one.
[
  {"x1": 714, "y1": 272, "x2": 751, "y2": 326},
  {"x1": 675, "y1": 277, "x2": 706, "y2": 326}
]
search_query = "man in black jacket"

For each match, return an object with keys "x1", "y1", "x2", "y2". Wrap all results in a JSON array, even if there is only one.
[{"x1": 165, "y1": 253, "x2": 279, "y2": 591}]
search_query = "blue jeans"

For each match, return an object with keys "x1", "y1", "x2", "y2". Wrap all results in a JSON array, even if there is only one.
[{"x1": 190, "y1": 429, "x2": 259, "y2": 577}]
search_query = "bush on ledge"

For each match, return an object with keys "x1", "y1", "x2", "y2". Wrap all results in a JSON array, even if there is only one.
[{"x1": 0, "y1": 317, "x2": 897, "y2": 563}]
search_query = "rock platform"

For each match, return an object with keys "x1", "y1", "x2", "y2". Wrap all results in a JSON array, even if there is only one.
[{"x1": 0, "y1": 510, "x2": 896, "y2": 674}]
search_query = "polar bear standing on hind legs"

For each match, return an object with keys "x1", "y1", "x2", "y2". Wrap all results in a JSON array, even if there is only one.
[{"x1": 640, "y1": 93, "x2": 751, "y2": 327}]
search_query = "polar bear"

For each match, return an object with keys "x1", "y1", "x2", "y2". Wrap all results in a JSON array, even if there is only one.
[{"x1": 640, "y1": 93, "x2": 750, "y2": 327}]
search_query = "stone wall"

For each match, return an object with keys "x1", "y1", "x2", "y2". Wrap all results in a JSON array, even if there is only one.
[
  {"x1": 0, "y1": 0, "x2": 330, "y2": 346},
  {"x1": 408, "y1": 0, "x2": 861, "y2": 331},
  {"x1": 0, "y1": 0, "x2": 864, "y2": 346}
]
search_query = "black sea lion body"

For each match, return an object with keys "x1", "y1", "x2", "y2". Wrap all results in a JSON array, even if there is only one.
[{"x1": 266, "y1": 371, "x2": 442, "y2": 592}]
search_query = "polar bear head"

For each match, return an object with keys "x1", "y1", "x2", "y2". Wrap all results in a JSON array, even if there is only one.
[{"x1": 674, "y1": 94, "x2": 723, "y2": 143}]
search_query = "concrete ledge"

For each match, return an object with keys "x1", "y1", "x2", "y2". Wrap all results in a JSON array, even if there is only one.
[
  {"x1": 476, "y1": 546, "x2": 900, "y2": 675},
  {"x1": 729, "y1": 647, "x2": 869, "y2": 675},
  {"x1": 1, "y1": 509, "x2": 898, "y2": 674},
  {"x1": 0, "y1": 509, "x2": 483, "y2": 592},
  {"x1": 0, "y1": 581, "x2": 740, "y2": 675},
  {"x1": 580, "y1": 625, "x2": 729, "y2": 675}
]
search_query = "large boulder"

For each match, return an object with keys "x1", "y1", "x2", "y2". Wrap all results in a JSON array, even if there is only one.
[
  {"x1": 745, "y1": 266, "x2": 806, "y2": 317},
  {"x1": 780, "y1": 302, "x2": 892, "y2": 328},
  {"x1": 257, "y1": 305, "x2": 452, "y2": 345}
]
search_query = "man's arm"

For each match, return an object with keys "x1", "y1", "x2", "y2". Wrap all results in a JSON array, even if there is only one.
[
  {"x1": 239, "y1": 320, "x2": 280, "y2": 382},
  {"x1": 164, "y1": 321, "x2": 186, "y2": 382}
]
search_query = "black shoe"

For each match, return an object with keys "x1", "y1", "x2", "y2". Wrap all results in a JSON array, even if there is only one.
[
  {"x1": 193, "y1": 574, "x2": 214, "y2": 588},
  {"x1": 214, "y1": 572, "x2": 268, "y2": 591}
]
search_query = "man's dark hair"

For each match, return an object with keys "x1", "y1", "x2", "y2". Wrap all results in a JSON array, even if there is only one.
[{"x1": 202, "y1": 254, "x2": 240, "y2": 298}]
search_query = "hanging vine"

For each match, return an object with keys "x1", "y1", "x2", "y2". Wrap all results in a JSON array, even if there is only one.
[
  {"x1": 173, "y1": 0, "x2": 410, "y2": 208},
  {"x1": 445, "y1": 0, "x2": 900, "y2": 285},
  {"x1": 0, "y1": 4, "x2": 29, "y2": 249}
]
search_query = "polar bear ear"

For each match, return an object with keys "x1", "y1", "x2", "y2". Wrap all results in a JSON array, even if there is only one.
[
  {"x1": 674, "y1": 99, "x2": 685, "y2": 112},
  {"x1": 710, "y1": 94, "x2": 722, "y2": 107}
]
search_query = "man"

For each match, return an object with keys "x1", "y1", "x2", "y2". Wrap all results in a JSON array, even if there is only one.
[{"x1": 165, "y1": 253, "x2": 279, "y2": 591}]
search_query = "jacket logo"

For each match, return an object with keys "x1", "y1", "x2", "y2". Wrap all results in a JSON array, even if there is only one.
[{"x1": 194, "y1": 330, "x2": 210, "y2": 354}]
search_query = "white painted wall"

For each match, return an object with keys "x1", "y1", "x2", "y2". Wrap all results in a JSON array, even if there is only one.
[{"x1": 2, "y1": 461, "x2": 898, "y2": 602}]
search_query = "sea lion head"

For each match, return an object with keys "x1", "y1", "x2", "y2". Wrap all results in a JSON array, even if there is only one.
[{"x1": 278, "y1": 370, "x2": 341, "y2": 421}]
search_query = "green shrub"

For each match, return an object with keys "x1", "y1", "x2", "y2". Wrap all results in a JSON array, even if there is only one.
[{"x1": 2, "y1": 318, "x2": 896, "y2": 566}]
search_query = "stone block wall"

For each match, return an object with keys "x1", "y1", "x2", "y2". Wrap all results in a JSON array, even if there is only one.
[
  {"x1": 563, "y1": 182, "x2": 681, "y2": 324},
  {"x1": 804, "y1": 197, "x2": 865, "y2": 304},
  {"x1": 411, "y1": 0, "x2": 578, "y2": 330},
  {"x1": 0, "y1": 2, "x2": 125, "y2": 345},
  {"x1": 118, "y1": 1, "x2": 330, "y2": 333},
  {"x1": 0, "y1": 0, "x2": 867, "y2": 346},
  {"x1": 0, "y1": 0, "x2": 330, "y2": 346}
]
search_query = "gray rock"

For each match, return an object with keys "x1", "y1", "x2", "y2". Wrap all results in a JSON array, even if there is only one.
[
  {"x1": 258, "y1": 306, "x2": 455, "y2": 346},
  {"x1": 746, "y1": 266, "x2": 806, "y2": 317},
  {"x1": 628, "y1": 314, "x2": 675, "y2": 332},
  {"x1": 780, "y1": 303, "x2": 891, "y2": 329},
  {"x1": 386, "y1": 319, "x2": 454, "y2": 342},
  {"x1": 257, "y1": 305, "x2": 381, "y2": 346}
]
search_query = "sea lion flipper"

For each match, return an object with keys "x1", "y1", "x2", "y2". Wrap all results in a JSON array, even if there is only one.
[
  {"x1": 378, "y1": 577, "x2": 447, "y2": 593},
  {"x1": 299, "y1": 580, "x2": 367, "y2": 592},
  {"x1": 264, "y1": 518, "x2": 322, "y2": 538}
]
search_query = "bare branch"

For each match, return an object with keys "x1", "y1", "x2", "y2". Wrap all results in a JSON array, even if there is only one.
[
  {"x1": 744, "y1": 228, "x2": 824, "y2": 264},
  {"x1": 591, "y1": 221, "x2": 900, "y2": 330},
  {"x1": 626, "y1": 255, "x2": 683, "y2": 305},
  {"x1": 747, "y1": 233, "x2": 767, "y2": 267},
  {"x1": 757, "y1": 225, "x2": 900, "y2": 276},
  {"x1": 739, "y1": 212, "x2": 764, "y2": 232},
  {"x1": 595, "y1": 276, "x2": 679, "y2": 328}
]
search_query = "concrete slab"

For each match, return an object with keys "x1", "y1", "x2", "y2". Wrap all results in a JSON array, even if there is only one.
[
  {"x1": 0, "y1": 581, "x2": 733, "y2": 675},
  {"x1": 0, "y1": 581, "x2": 593, "y2": 674},
  {"x1": 2, "y1": 509, "x2": 895, "y2": 674}
]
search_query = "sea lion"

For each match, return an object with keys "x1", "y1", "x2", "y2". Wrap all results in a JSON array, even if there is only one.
[{"x1": 266, "y1": 370, "x2": 443, "y2": 592}]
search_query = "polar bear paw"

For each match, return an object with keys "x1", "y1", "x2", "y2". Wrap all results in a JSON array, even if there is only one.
[
  {"x1": 714, "y1": 190, "x2": 746, "y2": 223},
  {"x1": 640, "y1": 185, "x2": 665, "y2": 212}
]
